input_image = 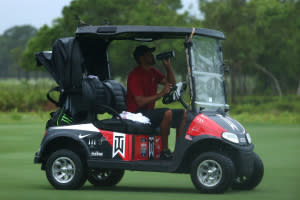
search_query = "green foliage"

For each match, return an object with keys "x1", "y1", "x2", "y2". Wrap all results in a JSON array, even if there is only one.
[
  {"x1": 0, "y1": 79, "x2": 56, "y2": 112},
  {"x1": 0, "y1": 25, "x2": 37, "y2": 77},
  {"x1": 1, "y1": 79, "x2": 300, "y2": 125},
  {"x1": 229, "y1": 95, "x2": 300, "y2": 113},
  {"x1": 229, "y1": 95, "x2": 300, "y2": 124},
  {"x1": 21, "y1": 24, "x2": 65, "y2": 71},
  {"x1": 199, "y1": 0, "x2": 300, "y2": 95},
  {"x1": 232, "y1": 111, "x2": 300, "y2": 125},
  {"x1": 252, "y1": 0, "x2": 300, "y2": 92}
]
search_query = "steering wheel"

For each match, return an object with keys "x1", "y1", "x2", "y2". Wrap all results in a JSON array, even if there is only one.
[{"x1": 162, "y1": 82, "x2": 187, "y2": 104}]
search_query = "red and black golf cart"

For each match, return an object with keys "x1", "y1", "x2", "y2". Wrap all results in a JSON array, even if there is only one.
[{"x1": 34, "y1": 25, "x2": 263, "y2": 193}]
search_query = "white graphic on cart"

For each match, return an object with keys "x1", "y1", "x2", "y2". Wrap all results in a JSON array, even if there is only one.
[
  {"x1": 88, "y1": 139, "x2": 97, "y2": 147},
  {"x1": 79, "y1": 134, "x2": 90, "y2": 139},
  {"x1": 113, "y1": 132, "x2": 125, "y2": 158},
  {"x1": 223, "y1": 117, "x2": 239, "y2": 131},
  {"x1": 148, "y1": 137, "x2": 154, "y2": 159},
  {"x1": 217, "y1": 114, "x2": 239, "y2": 131},
  {"x1": 99, "y1": 136, "x2": 107, "y2": 145}
]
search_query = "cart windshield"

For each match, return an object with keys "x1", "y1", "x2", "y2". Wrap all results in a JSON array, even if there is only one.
[{"x1": 190, "y1": 36, "x2": 228, "y2": 112}]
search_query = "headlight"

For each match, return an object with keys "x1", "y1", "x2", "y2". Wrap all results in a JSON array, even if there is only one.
[
  {"x1": 246, "y1": 133, "x2": 252, "y2": 144},
  {"x1": 222, "y1": 132, "x2": 239, "y2": 144}
]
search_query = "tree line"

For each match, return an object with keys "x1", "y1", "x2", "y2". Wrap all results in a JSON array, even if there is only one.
[
  {"x1": 0, "y1": 25, "x2": 36, "y2": 78},
  {"x1": 0, "y1": 0, "x2": 299, "y2": 99},
  {"x1": 199, "y1": 0, "x2": 299, "y2": 99}
]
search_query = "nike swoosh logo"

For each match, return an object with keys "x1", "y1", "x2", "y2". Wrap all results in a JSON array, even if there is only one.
[{"x1": 78, "y1": 134, "x2": 90, "y2": 139}]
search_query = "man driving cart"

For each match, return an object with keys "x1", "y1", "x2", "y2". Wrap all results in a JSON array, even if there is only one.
[{"x1": 126, "y1": 45, "x2": 187, "y2": 159}]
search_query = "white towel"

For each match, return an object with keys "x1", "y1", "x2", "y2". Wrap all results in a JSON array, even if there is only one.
[{"x1": 120, "y1": 111, "x2": 151, "y2": 124}]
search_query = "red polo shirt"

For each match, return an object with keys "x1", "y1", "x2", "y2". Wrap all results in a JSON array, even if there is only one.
[{"x1": 126, "y1": 66, "x2": 166, "y2": 112}]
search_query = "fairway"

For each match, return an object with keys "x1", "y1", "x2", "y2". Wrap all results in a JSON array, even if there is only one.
[{"x1": 0, "y1": 120, "x2": 299, "y2": 200}]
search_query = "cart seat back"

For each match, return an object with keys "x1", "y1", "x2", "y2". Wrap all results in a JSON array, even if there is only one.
[{"x1": 103, "y1": 80, "x2": 127, "y2": 113}]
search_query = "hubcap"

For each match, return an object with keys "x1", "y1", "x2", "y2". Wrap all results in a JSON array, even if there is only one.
[
  {"x1": 197, "y1": 159, "x2": 222, "y2": 187},
  {"x1": 52, "y1": 157, "x2": 76, "y2": 184}
]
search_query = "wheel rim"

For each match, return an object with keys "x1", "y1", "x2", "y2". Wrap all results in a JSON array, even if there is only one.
[
  {"x1": 197, "y1": 159, "x2": 222, "y2": 187},
  {"x1": 52, "y1": 157, "x2": 76, "y2": 184}
]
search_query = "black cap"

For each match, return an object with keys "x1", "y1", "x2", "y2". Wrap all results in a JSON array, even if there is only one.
[{"x1": 133, "y1": 45, "x2": 156, "y2": 61}]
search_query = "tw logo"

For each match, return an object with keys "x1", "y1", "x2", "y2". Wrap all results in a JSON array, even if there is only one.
[
  {"x1": 113, "y1": 132, "x2": 125, "y2": 158},
  {"x1": 148, "y1": 136, "x2": 154, "y2": 159}
]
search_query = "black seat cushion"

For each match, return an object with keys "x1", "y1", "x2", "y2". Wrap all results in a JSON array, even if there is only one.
[
  {"x1": 103, "y1": 80, "x2": 127, "y2": 113},
  {"x1": 93, "y1": 119, "x2": 160, "y2": 135},
  {"x1": 81, "y1": 77, "x2": 112, "y2": 114}
]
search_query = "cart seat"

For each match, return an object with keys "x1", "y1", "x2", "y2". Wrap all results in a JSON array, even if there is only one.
[{"x1": 93, "y1": 119, "x2": 160, "y2": 135}]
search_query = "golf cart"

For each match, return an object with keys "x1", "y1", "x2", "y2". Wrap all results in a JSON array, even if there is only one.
[{"x1": 34, "y1": 25, "x2": 264, "y2": 193}]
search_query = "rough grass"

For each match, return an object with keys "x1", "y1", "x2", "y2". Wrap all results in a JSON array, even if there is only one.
[{"x1": 0, "y1": 78, "x2": 56, "y2": 111}]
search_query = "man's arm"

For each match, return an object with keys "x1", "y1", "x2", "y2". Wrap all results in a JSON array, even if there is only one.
[
  {"x1": 134, "y1": 84, "x2": 171, "y2": 108},
  {"x1": 162, "y1": 58, "x2": 176, "y2": 85}
]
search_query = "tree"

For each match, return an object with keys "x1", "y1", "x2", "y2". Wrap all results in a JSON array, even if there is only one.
[
  {"x1": 10, "y1": 46, "x2": 23, "y2": 79},
  {"x1": 198, "y1": 0, "x2": 299, "y2": 97},
  {"x1": 21, "y1": 24, "x2": 64, "y2": 72},
  {"x1": 0, "y1": 25, "x2": 37, "y2": 78},
  {"x1": 252, "y1": 0, "x2": 299, "y2": 95}
]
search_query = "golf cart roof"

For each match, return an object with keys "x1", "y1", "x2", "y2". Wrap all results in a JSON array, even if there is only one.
[{"x1": 76, "y1": 25, "x2": 225, "y2": 40}]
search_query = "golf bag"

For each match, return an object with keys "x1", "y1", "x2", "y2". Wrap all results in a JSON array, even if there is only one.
[{"x1": 36, "y1": 37, "x2": 127, "y2": 128}]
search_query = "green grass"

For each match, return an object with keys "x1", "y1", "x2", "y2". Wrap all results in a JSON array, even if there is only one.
[{"x1": 0, "y1": 114, "x2": 300, "y2": 200}]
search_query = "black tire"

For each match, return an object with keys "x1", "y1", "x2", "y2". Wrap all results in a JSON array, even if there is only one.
[
  {"x1": 45, "y1": 149, "x2": 87, "y2": 190},
  {"x1": 190, "y1": 152, "x2": 235, "y2": 193},
  {"x1": 232, "y1": 152, "x2": 264, "y2": 190},
  {"x1": 88, "y1": 169, "x2": 124, "y2": 187}
]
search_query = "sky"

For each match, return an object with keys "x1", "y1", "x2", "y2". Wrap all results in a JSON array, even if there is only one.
[{"x1": 0, "y1": 0, "x2": 201, "y2": 35}]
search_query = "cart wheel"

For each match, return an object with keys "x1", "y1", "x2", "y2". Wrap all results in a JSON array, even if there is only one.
[
  {"x1": 232, "y1": 152, "x2": 264, "y2": 190},
  {"x1": 45, "y1": 149, "x2": 87, "y2": 190},
  {"x1": 190, "y1": 152, "x2": 235, "y2": 193},
  {"x1": 88, "y1": 169, "x2": 124, "y2": 187}
]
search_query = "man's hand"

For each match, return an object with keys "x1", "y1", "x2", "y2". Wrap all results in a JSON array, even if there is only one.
[
  {"x1": 134, "y1": 84, "x2": 172, "y2": 108},
  {"x1": 160, "y1": 83, "x2": 172, "y2": 96},
  {"x1": 162, "y1": 58, "x2": 172, "y2": 69}
]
